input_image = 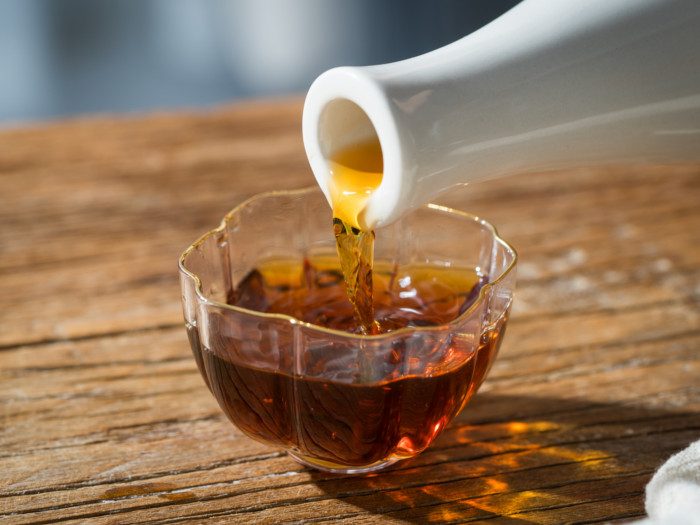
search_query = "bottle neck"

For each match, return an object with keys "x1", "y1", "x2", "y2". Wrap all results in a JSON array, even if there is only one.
[{"x1": 303, "y1": 0, "x2": 700, "y2": 230}]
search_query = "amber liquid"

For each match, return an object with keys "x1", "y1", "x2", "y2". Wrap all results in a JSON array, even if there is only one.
[{"x1": 189, "y1": 256, "x2": 507, "y2": 468}]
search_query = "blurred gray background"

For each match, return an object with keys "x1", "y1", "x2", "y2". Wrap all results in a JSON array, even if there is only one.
[{"x1": 0, "y1": 0, "x2": 520, "y2": 124}]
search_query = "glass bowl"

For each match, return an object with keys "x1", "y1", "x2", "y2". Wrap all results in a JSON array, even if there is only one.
[{"x1": 179, "y1": 187, "x2": 516, "y2": 474}]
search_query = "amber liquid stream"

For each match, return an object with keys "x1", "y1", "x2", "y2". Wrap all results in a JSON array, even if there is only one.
[{"x1": 328, "y1": 139, "x2": 383, "y2": 334}]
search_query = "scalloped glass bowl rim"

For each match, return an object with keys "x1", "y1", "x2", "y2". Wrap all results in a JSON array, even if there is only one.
[{"x1": 178, "y1": 186, "x2": 517, "y2": 340}]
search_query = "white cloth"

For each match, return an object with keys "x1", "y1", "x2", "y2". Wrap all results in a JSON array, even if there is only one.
[{"x1": 634, "y1": 439, "x2": 700, "y2": 525}]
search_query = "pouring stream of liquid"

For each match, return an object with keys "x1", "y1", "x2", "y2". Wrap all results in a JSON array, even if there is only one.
[{"x1": 329, "y1": 140, "x2": 383, "y2": 334}]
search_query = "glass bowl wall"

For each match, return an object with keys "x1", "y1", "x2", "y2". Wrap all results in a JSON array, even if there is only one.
[{"x1": 179, "y1": 187, "x2": 516, "y2": 473}]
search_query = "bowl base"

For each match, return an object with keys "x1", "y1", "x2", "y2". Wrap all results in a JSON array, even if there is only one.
[{"x1": 288, "y1": 451, "x2": 399, "y2": 475}]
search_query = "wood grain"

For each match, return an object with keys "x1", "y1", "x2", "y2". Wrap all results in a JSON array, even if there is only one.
[{"x1": 1, "y1": 99, "x2": 699, "y2": 524}]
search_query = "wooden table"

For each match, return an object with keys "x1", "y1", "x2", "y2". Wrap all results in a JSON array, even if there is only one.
[{"x1": 2, "y1": 99, "x2": 699, "y2": 524}]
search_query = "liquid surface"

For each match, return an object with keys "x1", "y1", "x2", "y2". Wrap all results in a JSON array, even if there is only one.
[{"x1": 230, "y1": 255, "x2": 485, "y2": 334}]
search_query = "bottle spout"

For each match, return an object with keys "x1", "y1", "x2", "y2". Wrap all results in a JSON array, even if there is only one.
[{"x1": 302, "y1": 67, "x2": 409, "y2": 231}]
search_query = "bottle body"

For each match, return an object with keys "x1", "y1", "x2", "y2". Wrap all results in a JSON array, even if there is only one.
[{"x1": 303, "y1": 0, "x2": 700, "y2": 230}]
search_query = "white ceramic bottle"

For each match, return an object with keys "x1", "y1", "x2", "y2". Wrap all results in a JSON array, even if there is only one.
[{"x1": 303, "y1": 0, "x2": 700, "y2": 231}]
